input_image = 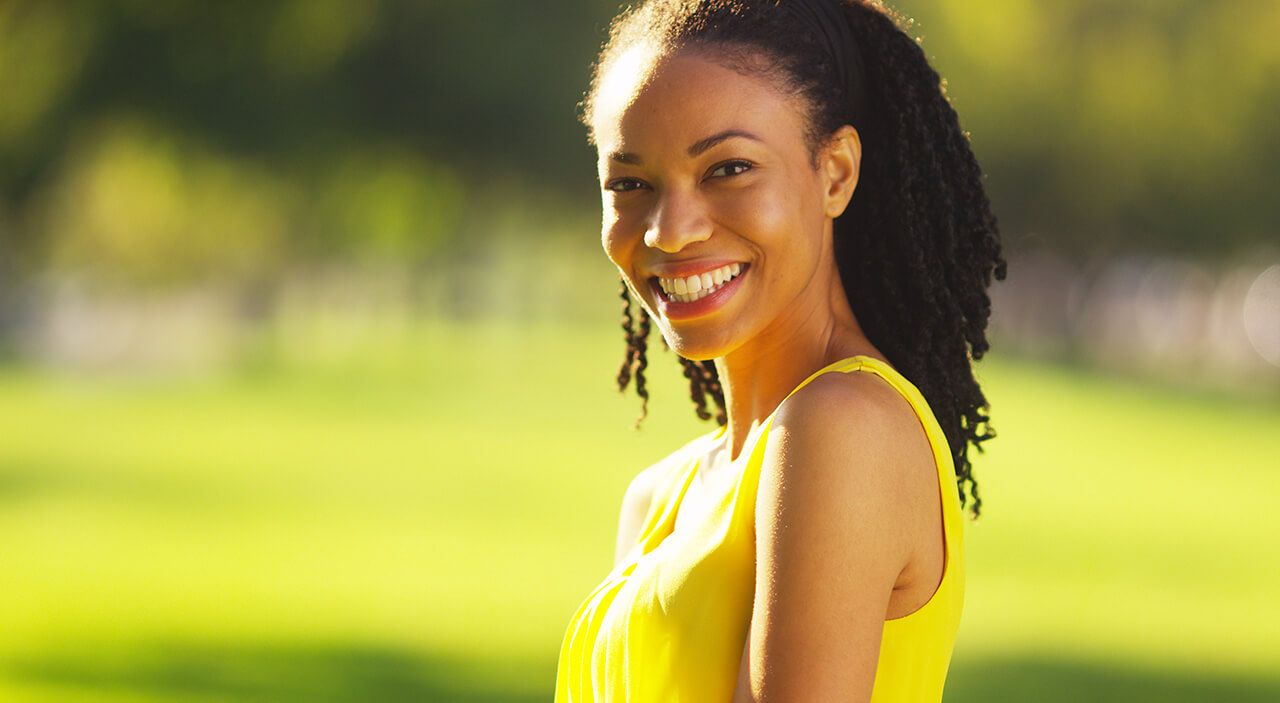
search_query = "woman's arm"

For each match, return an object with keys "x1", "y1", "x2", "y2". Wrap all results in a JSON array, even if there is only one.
[{"x1": 732, "y1": 371, "x2": 943, "y2": 702}]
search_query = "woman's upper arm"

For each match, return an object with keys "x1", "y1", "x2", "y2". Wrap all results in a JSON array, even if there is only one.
[{"x1": 733, "y1": 373, "x2": 935, "y2": 702}]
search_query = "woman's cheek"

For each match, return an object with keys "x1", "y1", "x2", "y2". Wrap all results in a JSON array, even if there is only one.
[
  {"x1": 720, "y1": 187, "x2": 785, "y2": 238},
  {"x1": 601, "y1": 212, "x2": 628, "y2": 264}
]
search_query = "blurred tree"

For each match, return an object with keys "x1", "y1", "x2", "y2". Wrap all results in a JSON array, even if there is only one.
[
  {"x1": 0, "y1": 0, "x2": 1277, "y2": 287},
  {"x1": 900, "y1": 0, "x2": 1280, "y2": 256},
  {"x1": 32, "y1": 116, "x2": 296, "y2": 287}
]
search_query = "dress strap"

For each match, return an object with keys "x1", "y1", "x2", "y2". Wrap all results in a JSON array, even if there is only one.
[{"x1": 779, "y1": 356, "x2": 874, "y2": 405}]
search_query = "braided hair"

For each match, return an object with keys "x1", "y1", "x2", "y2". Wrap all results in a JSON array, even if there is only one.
[{"x1": 592, "y1": 0, "x2": 1005, "y2": 517}]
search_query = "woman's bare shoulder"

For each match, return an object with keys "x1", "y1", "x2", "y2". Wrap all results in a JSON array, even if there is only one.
[
  {"x1": 614, "y1": 431, "x2": 718, "y2": 565},
  {"x1": 764, "y1": 368, "x2": 936, "y2": 532},
  {"x1": 774, "y1": 367, "x2": 930, "y2": 463}
]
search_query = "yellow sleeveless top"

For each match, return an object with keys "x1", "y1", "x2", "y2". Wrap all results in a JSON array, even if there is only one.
[{"x1": 555, "y1": 356, "x2": 965, "y2": 702}]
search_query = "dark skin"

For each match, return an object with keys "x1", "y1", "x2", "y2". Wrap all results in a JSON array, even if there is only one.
[{"x1": 595, "y1": 48, "x2": 945, "y2": 702}]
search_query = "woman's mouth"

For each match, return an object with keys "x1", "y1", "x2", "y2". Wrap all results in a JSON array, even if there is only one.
[
  {"x1": 649, "y1": 262, "x2": 749, "y2": 320},
  {"x1": 655, "y1": 262, "x2": 743, "y2": 303}
]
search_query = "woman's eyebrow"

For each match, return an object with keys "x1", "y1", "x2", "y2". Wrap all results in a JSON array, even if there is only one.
[
  {"x1": 607, "y1": 150, "x2": 642, "y2": 165},
  {"x1": 606, "y1": 129, "x2": 763, "y2": 165},
  {"x1": 687, "y1": 129, "x2": 762, "y2": 156}
]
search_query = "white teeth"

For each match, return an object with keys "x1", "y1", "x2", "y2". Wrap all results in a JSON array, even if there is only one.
[{"x1": 655, "y1": 263, "x2": 745, "y2": 304}]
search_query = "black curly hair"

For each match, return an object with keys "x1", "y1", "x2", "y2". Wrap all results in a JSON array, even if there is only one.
[{"x1": 592, "y1": 0, "x2": 1006, "y2": 517}]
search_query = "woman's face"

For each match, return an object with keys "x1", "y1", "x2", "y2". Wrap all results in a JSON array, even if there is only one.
[{"x1": 591, "y1": 47, "x2": 855, "y2": 361}]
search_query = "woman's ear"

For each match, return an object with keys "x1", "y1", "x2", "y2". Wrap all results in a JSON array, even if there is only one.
[{"x1": 822, "y1": 125, "x2": 860, "y2": 219}]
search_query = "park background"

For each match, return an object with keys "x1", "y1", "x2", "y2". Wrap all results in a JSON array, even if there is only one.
[{"x1": 1, "y1": 1, "x2": 1278, "y2": 701}]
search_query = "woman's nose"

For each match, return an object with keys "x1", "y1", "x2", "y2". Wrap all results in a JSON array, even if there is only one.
[{"x1": 643, "y1": 188, "x2": 712, "y2": 253}]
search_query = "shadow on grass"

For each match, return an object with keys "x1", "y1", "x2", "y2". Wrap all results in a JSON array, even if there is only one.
[
  {"x1": 4, "y1": 644, "x2": 555, "y2": 703},
  {"x1": 7, "y1": 646, "x2": 1280, "y2": 702},
  {"x1": 946, "y1": 655, "x2": 1280, "y2": 703}
]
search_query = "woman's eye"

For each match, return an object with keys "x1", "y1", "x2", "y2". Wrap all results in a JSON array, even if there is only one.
[
  {"x1": 708, "y1": 160, "x2": 753, "y2": 179},
  {"x1": 605, "y1": 178, "x2": 647, "y2": 193}
]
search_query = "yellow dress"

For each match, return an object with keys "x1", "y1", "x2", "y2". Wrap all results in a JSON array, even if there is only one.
[{"x1": 555, "y1": 356, "x2": 965, "y2": 702}]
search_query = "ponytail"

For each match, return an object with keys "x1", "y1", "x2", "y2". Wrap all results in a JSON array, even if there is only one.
[{"x1": 832, "y1": 1, "x2": 1006, "y2": 516}]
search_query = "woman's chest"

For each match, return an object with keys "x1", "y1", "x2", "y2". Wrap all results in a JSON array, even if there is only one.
[
  {"x1": 623, "y1": 445, "x2": 762, "y2": 624},
  {"x1": 610, "y1": 480, "x2": 758, "y2": 681},
  {"x1": 579, "y1": 438, "x2": 768, "y2": 699},
  {"x1": 670, "y1": 443, "x2": 743, "y2": 536},
  {"x1": 592, "y1": 518, "x2": 757, "y2": 701}
]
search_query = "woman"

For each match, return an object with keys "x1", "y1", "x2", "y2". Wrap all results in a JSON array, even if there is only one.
[{"x1": 557, "y1": 0, "x2": 1005, "y2": 700}]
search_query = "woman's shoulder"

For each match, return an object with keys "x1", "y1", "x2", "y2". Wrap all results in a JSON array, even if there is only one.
[
  {"x1": 615, "y1": 430, "x2": 719, "y2": 564},
  {"x1": 760, "y1": 364, "x2": 939, "y2": 558},
  {"x1": 772, "y1": 363, "x2": 936, "y2": 478},
  {"x1": 776, "y1": 362, "x2": 924, "y2": 432}
]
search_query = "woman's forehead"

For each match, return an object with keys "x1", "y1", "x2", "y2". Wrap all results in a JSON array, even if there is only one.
[
  {"x1": 591, "y1": 47, "x2": 805, "y2": 156},
  {"x1": 593, "y1": 44, "x2": 662, "y2": 131}
]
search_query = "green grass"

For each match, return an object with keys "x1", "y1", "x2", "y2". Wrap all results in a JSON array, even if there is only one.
[{"x1": 1, "y1": 318, "x2": 1277, "y2": 701}]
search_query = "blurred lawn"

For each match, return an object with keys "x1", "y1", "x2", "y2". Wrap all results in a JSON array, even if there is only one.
[{"x1": 1, "y1": 318, "x2": 1277, "y2": 702}]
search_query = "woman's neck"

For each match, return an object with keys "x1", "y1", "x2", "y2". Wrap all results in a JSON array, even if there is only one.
[{"x1": 713, "y1": 266, "x2": 874, "y2": 461}]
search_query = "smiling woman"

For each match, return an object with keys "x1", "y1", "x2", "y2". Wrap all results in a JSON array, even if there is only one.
[
  {"x1": 556, "y1": 1, "x2": 1006, "y2": 701},
  {"x1": 597, "y1": 54, "x2": 848, "y2": 351}
]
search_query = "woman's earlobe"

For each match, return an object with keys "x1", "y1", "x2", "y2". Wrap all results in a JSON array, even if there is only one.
[{"x1": 824, "y1": 125, "x2": 861, "y2": 218}]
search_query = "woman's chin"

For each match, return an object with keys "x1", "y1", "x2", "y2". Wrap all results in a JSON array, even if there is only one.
[{"x1": 658, "y1": 328, "x2": 734, "y2": 363}]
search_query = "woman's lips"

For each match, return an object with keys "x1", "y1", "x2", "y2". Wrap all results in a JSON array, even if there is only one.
[
  {"x1": 651, "y1": 263, "x2": 749, "y2": 320},
  {"x1": 655, "y1": 262, "x2": 743, "y2": 303}
]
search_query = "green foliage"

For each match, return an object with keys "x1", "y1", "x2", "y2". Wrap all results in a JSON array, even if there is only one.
[
  {"x1": 33, "y1": 116, "x2": 296, "y2": 286},
  {"x1": 897, "y1": 0, "x2": 1280, "y2": 254},
  {"x1": 308, "y1": 146, "x2": 464, "y2": 262},
  {"x1": 0, "y1": 3, "x2": 97, "y2": 148},
  {"x1": 0, "y1": 0, "x2": 1277, "y2": 286}
]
